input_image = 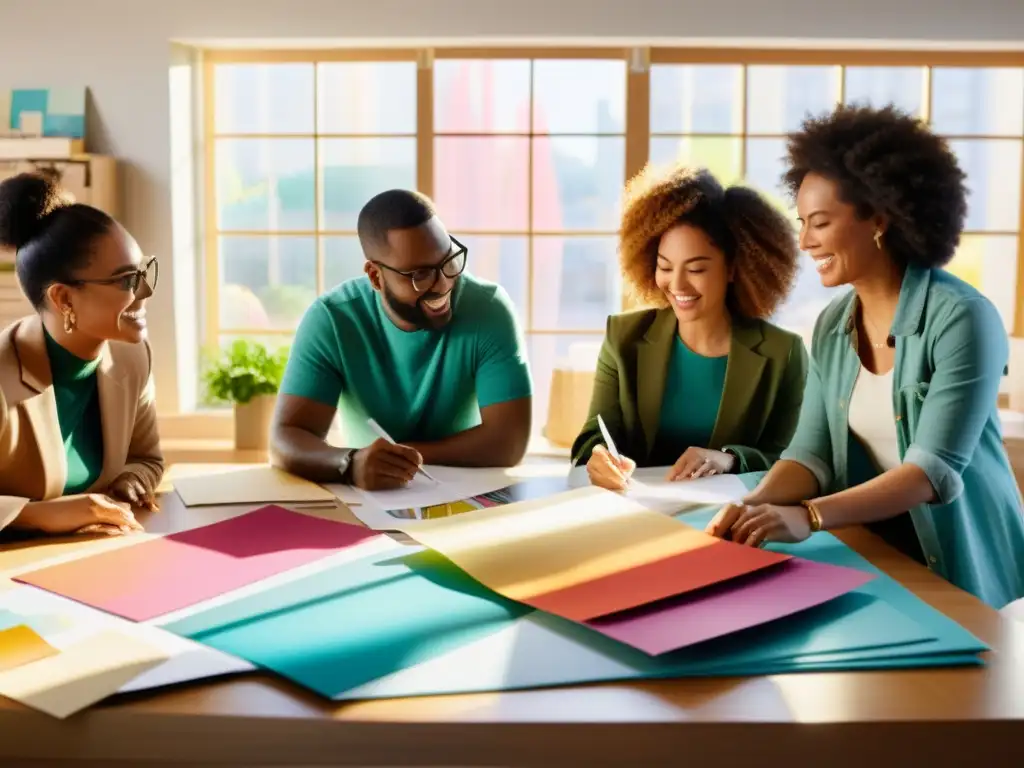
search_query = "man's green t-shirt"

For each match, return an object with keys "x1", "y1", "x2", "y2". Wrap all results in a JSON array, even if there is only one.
[{"x1": 280, "y1": 272, "x2": 533, "y2": 448}]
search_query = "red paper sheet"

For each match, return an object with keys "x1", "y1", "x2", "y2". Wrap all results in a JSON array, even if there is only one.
[
  {"x1": 522, "y1": 539, "x2": 791, "y2": 621},
  {"x1": 15, "y1": 506, "x2": 381, "y2": 621}
]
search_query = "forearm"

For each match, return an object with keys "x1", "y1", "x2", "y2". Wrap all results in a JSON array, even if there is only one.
[
  {"x1": 743, "y1": 459, "x2": 820, "y2": 505},
  {"x1": 410, "y1": 424, "x2": 528, "y2": 468},
  {"x1": 1, "y1": 497, "x2": 30, "y2": 532},
  {"x1": 813, "y1": 463, "x2": 936, "y2": 529},
  {"x1": 270, "y1": 425, "x2": 350, "y2": 483}
]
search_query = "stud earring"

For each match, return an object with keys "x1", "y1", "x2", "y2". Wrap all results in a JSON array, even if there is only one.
[
  {"x1": 63, "y1": 308, "x2": 77, "y2": 334},
  {"x1": 873, "y1": 229, "x2": 883, "y2": 250}
]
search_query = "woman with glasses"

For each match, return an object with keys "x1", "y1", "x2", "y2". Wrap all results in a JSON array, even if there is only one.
[
  {"x1": 573, "y1": 164, "x2": 807, "y2": 489},
  {"x1": 0, "y1": 171, "x2": 163, "y2": 537},
  {"x1": 271, "y1": 189, "x2": 533, "y2": 490}
]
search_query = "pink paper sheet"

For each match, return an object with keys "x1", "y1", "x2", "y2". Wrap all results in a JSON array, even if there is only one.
[
  {"x1": 586, "y1": 558, "x2": 874, "y2": 655},
  {"x1": 15, "y1": 506, "x2": 381, "y2": 621}
]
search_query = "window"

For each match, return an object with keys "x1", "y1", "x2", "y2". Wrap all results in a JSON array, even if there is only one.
[
  {"x1": 648, "y1": 56, "x2": 1024, "y2": 343},
  {"x1": 204, "y1": 49, "x2": 1024, "y2": 425}
]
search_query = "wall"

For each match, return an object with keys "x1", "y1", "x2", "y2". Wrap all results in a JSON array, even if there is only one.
[{"x1": 0, "y1": 0, "x2": 1022, "y2": 413}]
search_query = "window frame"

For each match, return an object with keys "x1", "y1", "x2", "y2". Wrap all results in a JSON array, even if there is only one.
[{"x1": 201, "y1": 45, "x2": 1024, "y2": 352}]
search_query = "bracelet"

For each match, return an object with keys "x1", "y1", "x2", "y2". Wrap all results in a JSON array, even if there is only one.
[{"x1": 800, "y1": 499, "x2": 824, "y2": 532}]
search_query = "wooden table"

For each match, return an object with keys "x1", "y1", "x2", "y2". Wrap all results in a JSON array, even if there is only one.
[{"x1": 0, "y1": 465, "x2": 1022, "y2": 767}]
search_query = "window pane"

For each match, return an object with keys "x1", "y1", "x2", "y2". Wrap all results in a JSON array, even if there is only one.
[
  {"x1": 434, "y1": 59, "x2": 530, "y2": 133},
  {"x1": 533, "y1": 137, "x2": 624, "y2": 231},
  {"x1": 532, "y1": 60, "x2": 626, "y2": 134},
  {"x1": 744, "y1": 137, "x2": 793, "y2": 213},
  {"x1": 219, "y1": 236, "x2": 317, "y2": 330},
  {"x1": 216, "y1": 138, "x2": 315, "y2": 231},
  {"x1": 946, "y1": 235, "x2": 1018, "y2": 332},
  {"x1": 317, "y1": 62, "x2": 416, "y2": 134},
  {"x1": 322, "y1": 236, "x2": 366, "y2": 292},
  {"x1": 931, "y1": 68, "x2": 1024, "y2": 136},
  {"x1": 648, "y1": 137, "x2": 743, "y2": 185},
  {"x1": 434, "y1": 137, "x2": 529, "y2": 230},
  {"x1": 844, "y1": 66, "x2": 925, "y2": 116},
  {"x1": 215, "y1": 64, "x2": 314, "y2": 135},
  {"x1": 770, "y1": 257, "x2": 846, "y2": 345},
  {"x1": 650, "y1": 64, "x2": 743, "y2": 134},
  {"x1": 527, "y1": 333, "x2": 604, "y2": 439},
  {"x1": 319, "y1": 138, "x2": 417, "y2": 230},
  {"x1": 459, "y1": 235, "x2": 528, "y2": 326},
  {"x1": 948, "y1": 139, "x2": 1022, "y2": 231},
  {"x1": 747, "y1": 65, "x2": 840, "y2": 134},
  {"x1": 532, "y1": 236, "x2": 620, "y2": 331}
]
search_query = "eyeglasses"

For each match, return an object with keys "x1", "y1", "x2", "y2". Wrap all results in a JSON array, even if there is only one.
[
  {"x1": 66, "y1": 256, "x2": 159, "y2": 294},
  {"x1": 372, "y1": 236, "x2": 468, "y2": 293}
]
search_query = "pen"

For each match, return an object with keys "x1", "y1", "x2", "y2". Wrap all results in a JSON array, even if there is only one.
[
  {"x1": 366, "y1": 418, "x2": 439, "y2": 483},
  {"x1": 597, "y1": 414, "x2": 620, "y2": 460}
]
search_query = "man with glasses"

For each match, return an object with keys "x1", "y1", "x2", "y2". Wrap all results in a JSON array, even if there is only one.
[{"x1": 271, "y1": 189, "x2": 533, "y2": 490}]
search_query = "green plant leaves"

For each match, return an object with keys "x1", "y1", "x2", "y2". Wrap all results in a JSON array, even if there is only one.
[{"x1": 201, "y1": 339, "x2": 289, "y2": 405}]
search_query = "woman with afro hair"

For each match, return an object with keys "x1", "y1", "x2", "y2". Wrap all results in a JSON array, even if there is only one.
[
  {"x1": 708, "y1": 104, "x2": 1024, "y2": 609},
  {"x1": 572, "y1": 164, "x2": 808, "y2": 489}
]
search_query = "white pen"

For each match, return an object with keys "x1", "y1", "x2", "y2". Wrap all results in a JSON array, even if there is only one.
[
  {"x1": 366, "y1": 418, "x2": 439, "y2": 483},
  {"x1": 597, "y1": 414, "x2": 620, "y2": 461}
]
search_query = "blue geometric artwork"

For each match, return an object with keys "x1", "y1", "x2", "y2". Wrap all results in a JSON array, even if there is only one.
[{"x1": 1, "y1": 88, "x2": 86, "y2": 138}]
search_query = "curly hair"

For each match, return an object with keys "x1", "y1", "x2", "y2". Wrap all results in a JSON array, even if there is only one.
[
  {"x1": 783, "y1": 103, "x2": 968, "y2": 268},
  {"x1": 619, "y1": 164, "x2": 799, "y2": 319}
]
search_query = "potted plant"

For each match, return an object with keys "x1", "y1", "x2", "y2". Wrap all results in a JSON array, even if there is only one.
[{"x1": 202, "y1": 339, "x2": 290, "y2": 451}]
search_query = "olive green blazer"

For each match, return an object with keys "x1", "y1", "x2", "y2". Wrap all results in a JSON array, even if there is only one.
[{"x1": 571, "y1": 307, "x2": 808, "y2": 472}]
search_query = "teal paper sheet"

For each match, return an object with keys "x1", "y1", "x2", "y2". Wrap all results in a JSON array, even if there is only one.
[{"x1": 162, "y1": 548, "x2": 531, "y2": 698}]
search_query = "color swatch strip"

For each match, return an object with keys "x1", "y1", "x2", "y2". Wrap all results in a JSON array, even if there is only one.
[{"x1": 15, "y1": 506, "x2": 382, "y2": 621}]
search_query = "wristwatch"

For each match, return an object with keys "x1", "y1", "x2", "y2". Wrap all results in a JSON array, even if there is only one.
[{"x1": 337, "y1": 449, "x2": 356, "y2": 483}]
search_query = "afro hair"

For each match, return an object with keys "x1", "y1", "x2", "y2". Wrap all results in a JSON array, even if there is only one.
[
  {"x1": 783, "y1": 103, "x2": 968, "y2": 268},
  {"x1": 619, "y1": 164, "x2": 799, "y2": 319}
]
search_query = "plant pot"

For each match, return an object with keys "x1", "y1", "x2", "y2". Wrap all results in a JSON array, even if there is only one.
[{"x1": 234, "y1": 394, "x2": 276, "y2": 451}]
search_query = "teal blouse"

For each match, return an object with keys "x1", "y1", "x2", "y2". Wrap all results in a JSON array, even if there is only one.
[
  {"x1": 780, "y1": 265, "x2": 1024, "y2": 609},
  {"x1": 651, "y1": 337, "x2": 727, "y2": 465},
  {"x1": 44, "y1": 330, "x2": 105, "y2": 495}
]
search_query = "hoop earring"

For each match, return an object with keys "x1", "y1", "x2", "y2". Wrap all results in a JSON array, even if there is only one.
[
  {"x1": 873, "y1": 229, "x2": 883, "y2": 250},
  {"x1": 63, "y1": 309, "x2": 77, "y2": 334}
]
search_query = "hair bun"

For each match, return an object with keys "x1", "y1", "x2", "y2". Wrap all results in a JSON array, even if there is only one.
[{"x1": 0, "y1": 171, "x2": 69, "y2": 251}]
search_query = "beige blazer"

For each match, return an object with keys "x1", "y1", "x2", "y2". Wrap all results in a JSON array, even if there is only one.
[{"x1": 0, "y1": 314, "x2": 164, "y2": 530}]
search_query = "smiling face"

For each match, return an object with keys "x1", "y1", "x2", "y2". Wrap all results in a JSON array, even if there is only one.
[
  {"x1": 654, "y1": 223, "x2": 731, "y2": 325},
  {"x1": 796, "y1": 171, "x2": 889, "y2": 288},
  {"x1": 46, "y1": 225, "x2": 156, "y2": 346},
  {"x1": 365, "y1": 216, "x2": 466, "y2": 331}
]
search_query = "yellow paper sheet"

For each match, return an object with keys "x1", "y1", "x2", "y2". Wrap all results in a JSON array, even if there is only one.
[
  {"x1": 404, "y1": 486, "x2": 716, "y2": 601},
  {"x1": 0, "y1": 629, "x2": 168, "y2": 718},
  {"x1": 170, "y1": 465, "x2": 336, "y2": 506},
  {"x1": 0, "y1": 624, "x2": 58, "y2": 672}
]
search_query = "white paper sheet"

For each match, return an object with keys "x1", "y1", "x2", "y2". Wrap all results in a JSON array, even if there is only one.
[
  {"x1": 0, "y1": 583, "x2": 254, "y2": 697},
  {"x1": 568, "y1": 465, "x2": 746, "y2": 514},
  {"x1": 325, "y1": 465, "x2": 570, "y2": 530}
]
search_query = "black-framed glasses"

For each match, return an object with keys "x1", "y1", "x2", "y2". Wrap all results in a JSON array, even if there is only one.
[
  {"x1": 66, "y1": 256, "x2": 159, "y2": 294},
  {"x1": 372, "y1": 236, "x2": 468, "y2": 293}
]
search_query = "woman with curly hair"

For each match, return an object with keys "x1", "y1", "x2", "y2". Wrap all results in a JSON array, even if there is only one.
[
  {"x1": 707, "y1": 104, "x2": 1024, "y2": 608},
  {"x1": 572, "y1": 165, "x2": 808, "y2": 490}
]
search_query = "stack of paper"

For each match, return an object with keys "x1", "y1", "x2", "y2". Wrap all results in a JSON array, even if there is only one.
[{"x1": 158, "y1": 501, "x2": 987, "y2": 702}]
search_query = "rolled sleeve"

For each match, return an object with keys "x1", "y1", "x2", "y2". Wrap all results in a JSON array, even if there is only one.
[
  {"x1": 903, "y1": 444, "x2": 963, "y2": 505},
  {"x1": 901, "y1": 297, "x2": 1007, "y2": 505},
  {"x1": 778, "y1": 353, "x2": 835, "y2": 494},
  {"x1": 475, "y1": 286, "x2": 532, "y2": 408}
]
